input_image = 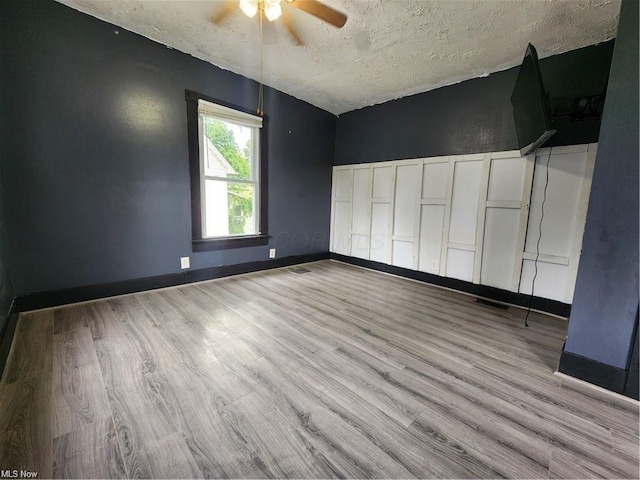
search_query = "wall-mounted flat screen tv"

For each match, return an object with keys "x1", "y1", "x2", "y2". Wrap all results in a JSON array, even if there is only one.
[{"x1": 511, "y1": 43, "x2": 556, "y2": 156}]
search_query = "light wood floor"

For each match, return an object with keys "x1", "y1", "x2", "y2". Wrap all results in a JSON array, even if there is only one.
[{"x1": 0, "y1": 260, "x2": 638, "y2": 479}]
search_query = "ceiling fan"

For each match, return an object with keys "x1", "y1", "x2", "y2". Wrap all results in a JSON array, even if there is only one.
[{"x1": 213, "y1": 0, "x2": 348, "y2": 46}]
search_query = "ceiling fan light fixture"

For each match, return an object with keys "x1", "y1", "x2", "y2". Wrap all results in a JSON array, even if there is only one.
[
  {"x1": 263, "y1": 0, "x2": 282, "y2": 22},
  {"x1": 239, "y1": 0, "x2": 258, "y2": 18}
]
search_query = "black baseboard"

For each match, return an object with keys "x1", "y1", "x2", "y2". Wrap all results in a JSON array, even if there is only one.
[
  {"x1": 330, "y1": 253, "x2": 571, "y2": 317},
  {"x1": 558, "y1": 350, "x2": 629, "y2": 396},
  {"x1": 16, "y1": 252, "x2": 329, "y2": 312},
  {"x1": 0, "y1": 299, "x2": 19, "y2": 380},
  {"x1": 623, "y1": 313, "x2": 639, "y2": 400}
]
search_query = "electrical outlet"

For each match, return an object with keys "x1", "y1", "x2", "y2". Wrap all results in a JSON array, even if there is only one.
[
  {"x1": 180, "y1": 256, "x2": 190, "y2": 269},
  {"x1": 269, "y1": 248, "x2": 276, "y2": 259},
  {"x1": 431, "y1": 260, "x2": 438, "y2": 270}
]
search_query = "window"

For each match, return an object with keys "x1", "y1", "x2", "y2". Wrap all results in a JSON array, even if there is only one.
[{"x1": 186, "y1": 91, "x2": 268, "y2": 250}]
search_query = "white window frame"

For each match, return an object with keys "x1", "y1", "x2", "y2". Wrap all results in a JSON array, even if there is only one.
[{"x1": 197, "y1": 99, "x2": 263, "y2": 239}]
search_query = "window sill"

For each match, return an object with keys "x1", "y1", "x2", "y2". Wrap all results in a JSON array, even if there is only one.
[{"x1": 192, "y1": 234, "x2": 269, "y2": 252}]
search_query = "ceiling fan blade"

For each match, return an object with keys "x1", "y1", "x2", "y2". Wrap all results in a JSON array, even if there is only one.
[
  {"x1": 211, "y1": 0, "x2": 237, "y2": 25},
  {"x1": 282, "y1": 10, "x2": 304, "y2": 46},
  {"x1": 289, "y1": 0, "x2": 347, "y2": 28}
]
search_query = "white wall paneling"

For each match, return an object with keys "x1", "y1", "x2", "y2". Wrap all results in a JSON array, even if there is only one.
[
  {"x1": 444, "y1": 155, "x2": 484, "y2": 283},
  {"x1": 520, "y1": 260, "x2": 569, "y2": 302},
  {"x1": 519, "y1": 144, "x2": 596, "y2": 303},
  {"x1": 481, "y1": 207, "x2": 523, "y2": 289},
  {"x1": 564, "y1": 144, "x2": 597, "y2": 300},
  {"x1": 392, "y1": 240, "x2": 414, "y2": 270},
  {"x1": 480, "y1": 152, "x2": 534, "y2": 291},
  {"x1": 392, "y1": 162, "x2": 421, "y2": 269},
  {"x1": 370, "y1": 203, "x2": 391, "y2": 263},
  {"x1": 419, "y1": 205, "x2": 445, "y2": 273},
  {"x1": 372, "y1": 165, "x2": 395, "y2": 200},
  {"x1": 330, "y1": 144, "x2": 594, "y2": 305},
  {"x1": 418, "y1": 157, "x2": 449, "y2": 274},
  {"x1": 473, "y1": 154, "x2": 492, "y2": 284},
  {"x1": 448, "y1": 156, "x2": 483, "y2": 245},
  {"x1": 350, "y1": 167, "x2": 372, "y2": 259},
  {"x1": 330, "y1": 167, "x2": 352, "y2": 255},
  {"x1": 371, "y1": 165, "x2": 395, "y2": 263},
  {"x1": 445, "y1": 248, "x2": 475, "y2": 282},
  {"x1": 350, "y1": 233, "x2": 369, "y2": 259}
]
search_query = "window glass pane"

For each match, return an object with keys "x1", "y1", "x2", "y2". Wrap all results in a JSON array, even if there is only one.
[
  {"x1": 202, "y1": 117, "x2": 253, "y2": 180},
  {"x1": 204, "y1": 179, "x2": 256, "y2": 237}
]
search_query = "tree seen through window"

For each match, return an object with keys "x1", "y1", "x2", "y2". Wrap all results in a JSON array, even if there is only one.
[{"x1": 204, "y1": 119, "x2": 254, "y2": 235}]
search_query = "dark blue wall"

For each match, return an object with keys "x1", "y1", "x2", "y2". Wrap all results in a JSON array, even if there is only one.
[
  {"x1": 564, "y1": 0, "x2": 639, "y2": 369},
  {"x1": 0, "y1": 0, "x2": 335, "y2": 295},
  {"x1": 334, "y1": 41, "x2": 614, "y2": 165}
]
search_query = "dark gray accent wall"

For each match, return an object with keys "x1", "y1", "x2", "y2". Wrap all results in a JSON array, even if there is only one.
[
  {"x1": 334, "y1": 70, "x2": 519, "y2": 165},
  {"x1": 563, "y1": 0, "x2": 639, "y2": 369},
  {"x1": 0, "y1": 0, "x2": 335, "y2": 296},
  {"x1": 334, "y1": 41, "x2": 614, "y2": 165},
  {"x1": 0, "y1": 10, "x2": 17, "y2": 328},
  {"x1": 0, "y1": 168, "x2": 16, "y2": 330}
]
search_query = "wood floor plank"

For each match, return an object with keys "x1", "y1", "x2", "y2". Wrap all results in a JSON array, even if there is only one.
[
  {"x1": 370, "y1": 334, "x2": 618, "y2": 454},
  {"x1": 1, "y1": 311, "x2": 53, "y2": 385},
  {"x1": 235, "y1": 359, "x2": 419, "y2": 479},
  {"x1": 111, "y1": 297, "x2": 184, "y2": 375},
  {"x1": 548, "y1": 444, "x2": 634, "y2": 479},
  {"x1": 390, "y1": 361, "x2": 617, "y2": 473},
  {"x1": 93, "y1": 335, "x2": 148, "y2": 388},
  {"x1": 184, "y1": 420, "x2": 274, "y2": 479},
  {"x1": 53, "y1": 326, "x2": 98, "y2": 371},
  {"x1": 163, "y1": 296, "x2": 420, "y2": 477},
  {"x1": 220, "y1": 391, "x2": 346, "y2": 479},
  {"x1": 53, "y1": 304, "x2": 91, "y2": 334},
  {"x1": 610, "y1": 429, "x2": 640, "y2": 479},
  {"x1": 135, "y1": 290, "x2": 190, "y2": 326},
  {"x1": 311, "y1": 346, "x2": 424, "y2": 427},
  {"x1": 246, "y1": 352, "x2": 486, "y2": 478},
  {"x1": 555, "y1": 375, "x2": 640, "y2": 436},
  {"x1": 322, "y1": 261, "x2": 566, "y2": 339},
  {"x1": 154, "y1": 320, "x2": 221, "y2": 368},
  {"x1": 52, "y1": 360, "x2": 111, "y2": 438},
  {"x1": 125, "y1": 432, "x2": 203, "y2": 479},
  {"x1": 86, "y1": 301, "x2": 129, "y2": 341},
  {"x1": 0, "y1": 373, "x2": 52, "y2": 478},
  {"x1": 204, "y1": 305, "x2": 475, "y2": 477},
  {"x1": 155, "y1": 300, "x2": 263, "y2": 370},
  {"x1": 149, "y1": 362, "x2": 254, "y2": 433},
  {"x1": 1, "y1": 260, "x2": 637, "y2": 478},
  {"x1": 52, "y1": 417, "x2": 126, "y2": 479},
  {"x1": 409, "y1": 409, "x2": 548, "y2": 479},
  {"x1": 292, "y1": 303, "x2": 407, "y2": 370},
  {"x1": 106, "y1": 375, "x2": 177, "y2": 458}
]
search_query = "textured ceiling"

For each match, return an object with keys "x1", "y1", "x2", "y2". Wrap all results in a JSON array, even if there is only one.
[{"x1": 55, "y1": 0, "x2": 621, "y2": 115}]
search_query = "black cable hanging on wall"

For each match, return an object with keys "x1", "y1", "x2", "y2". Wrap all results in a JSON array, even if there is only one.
[{"x1": 525, "y1": 151, "x2": 552, "y2": 327}]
